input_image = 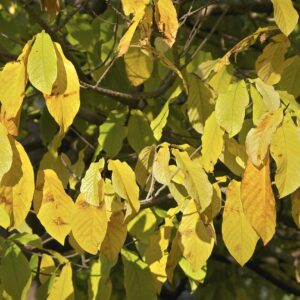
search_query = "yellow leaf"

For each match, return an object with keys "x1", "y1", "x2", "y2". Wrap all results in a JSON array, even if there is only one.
[
  {"x1": 255, "y1": 78, "x2": 280, "y2": 112},
  {"x1": 124, "y1": 46, "x2": 153, "y2": 86},
  {"x1": 186, "y1": 74, "x2": 215, "y2": 134},
  {"x1": 35, "y1": 169, "x2": 74, "y2": 245},
  {"x1": 216, "y1": 80, "x2": 249, "y2": 137},
  {"x1": 108, "y1": 160, "x2": 140, "y2": 221},
  {"x1": 44, "y1": 43, "x2": 80, "y2": 133},
  {"x1": 291, "y1": 189, "x2": 300, "y2": 228},
  {"x1": 271, "y1": 0, "x2": 299, "y2": 36},
  {"x1": 245, "y1": 108, "x2": 283, "y2": 167},
  {"x1": 173, "y1": 149, "x2": 213, "y2": 212},
  {"x1": 0, "y1": 123, "x2": 12, "y2": 182},
  {"x1": 47, "y1": 263, "x2": 74, "y2": 300},
  {"x1": 0, "y1": 206, "x2": 10, "y2": 229},
  {"x1": 39, "y1": 254, "x2": 55, "y2": 284},
  {"x1": 250, "y1": 84, "x2": 268, "y2": 125},
  {"x1": 0, "y1": 137, "x2": 34, "y2": 229},
  {"x1": 178, "y1": 200, "x2": 214, "y2": 272},
  {"x1": 120, "y1": 0, "x2": 148, "y2": 16},
  {"x1": 152, "y1": 144, "x2": 171, "y2": 185},
  {"x1": 201, "y1": 112, "x2": 225, "y2": 173},
  {"x1": 270, "y1": 115, "x2": 300, "y2": 197},
  {"x1": 255, "y1": 34, "x2": 290, "y2": 85},
  {"x1": 209, "y1": 64, "x2": 233, "y2": 94},
  {"x1": 144, "y1": 220, "x2": 172, "y2": 293},
  {"x1": 135, "y1": 145, "x2": 156, "y2": 189},
  {"x1": 80, "y1": 159, "x2": 105, "y2": 206},
  {"x1": 100, "y1": 211, "x2": 127, "y2": 262},
  {"x1": 154, "y1": 0, "x2": 178, "y2": 47},
  {"x1": 202, "y1": 183, "x2": 222, "y2": 224},
  {"x1": 241, "y1": 156, "x2": 276, "y2": 245},
  {"x1": 0, "y1": 61, "x2": 26, "y2": 119},
  {"x1": 27, "y1": 31, "x2": 57, "y2": 94},
  {"x1": 117, "y1": 7, "x2": 146, "y2": 57},
  {"x1": 222, "y1": 180, "x2": 259, "y2": 266},
  {"x1": 72, "y1": 194, "x2": 108, "y2": 255},
  {"x1": 0, "y1": 106, "x2": 21, "y2": 136},
  {"x1": 219, "y1": 137, "x2": 247, "y2": 177},
  {"x1": 166, "y1": 232, "x2": 182, "y2": 283}
]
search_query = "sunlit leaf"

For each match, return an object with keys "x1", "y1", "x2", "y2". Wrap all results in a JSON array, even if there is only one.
[
  {"x1": 241, "y1": 155, "x2": 276, "y2": 245},
  {"x1": 222, "y1": 180, "x2": 259, "y2": 266}
]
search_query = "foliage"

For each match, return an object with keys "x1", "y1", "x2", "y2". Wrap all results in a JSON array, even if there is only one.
[{"x1": 0, "y1": 0, "x2": 300, "y2": 299}]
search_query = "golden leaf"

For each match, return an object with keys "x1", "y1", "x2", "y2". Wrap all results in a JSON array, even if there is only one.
[
  {"x1": 222, "y1": 180, "x2": 259, "y2": 266},
  {"x1": 72, "y1": 194, "x2": 108, "y2": 255},
  {"x1": 241, "y1": 155, "x2": 276, "y2": 245}
]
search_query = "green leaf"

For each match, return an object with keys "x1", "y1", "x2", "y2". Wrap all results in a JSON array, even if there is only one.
[
  {"x1": 279, "y1": 56, "x2": 300, "y2": 98},
  {"x1": 186, "y1": 74, "x2": 215, "y2": 134},
  {"x1": 27, "y1": 31, "x2": 57, "y2": 94},
  {"x1": 127, "y1": 109, "x2": 155, "y2": 153},
  {"x1": 98, "y1": 108, "x2": 128, "y2": 158},
  {"x1": 0, "y1": 241, "x2": 32, "y2": 300},
  {"x1": 215, "y1": 80, "x2": 249, "y2": 137},
  {"x1": 121, "y1": 249, "x2": 157, "y2": 300},
  {"x1": 271, "y1": 0, "x2": 299, "y2": 36}
]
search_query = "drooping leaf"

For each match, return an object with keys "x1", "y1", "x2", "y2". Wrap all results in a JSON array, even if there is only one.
[
  {"x1": 27, "y1": 31, "x2": 57, "y2": 94},
  {"x1": 186, "y1": 74, "x2": 215, "y2": 134},
  {"x1": 173, "y1": 149, "x2": 212, "y2": 211},
  {"x1": 255, "y1": 34, "x2": 290, "y2": 85},
  {"x1": 0, "y1": 241, "x2": 32, "y2": 300},
  {"x1": 222, "y1": 180, "x2": 259, "y2": 266},
  {"x1": 215, "y1": 80, "x2": 249, "y2": 137},
  {"x1": 154, "y1": 0, "x2": 178, "y2": 47},
  {"x1": 121, "y1": 249, "x2": 157, "y2": 300},
  {"x1": 255, "y1": 78, "x2": 280, "y2": 112},
  {"x1": 219, "y1": 137, "x2": 247, "y2": 177},
  {"x1": 117, "y1": 7, "x2": 146, "y2": 57},
  {"x1": 108, "y1": 160, "x2": 140, "y2": 220},
  {"x1": 241, "y1": 156, "x2": 276, "y2": 245},
  {"x1": 47, "y1": 263, "x2": 74, "y2": 300},
  {"x1": 209, "y1": 64, "x2": 233, "y2": 94},
  {"x1": 152, "y1": 144, "x2": 171, "y2": 185},
  {"x1": 245, "y1": 108, "x2": 283, "y2": 167},
  {"x1": 0, "y1": 137, "x2": 34, "y2": 229},
  {"x1": 178, "y1": 200, "x2": 214, "y2": 272},
  {"x1": 271, "y1": 0, "x2": 299, "y2": 36},
  {"x1": 270, "y1": 115, "x2": 300, "y2": 198},
  {"x1": 127, "y1": 109, "x2": 155, "y2": 154},
  {"x1": 201, "y1": 112, "x2": 225, "y2": 173},
  {"x1": 250, "y1": 84, "x2": 268, "y2": 125},
  {"x1": 100, "y1": 211, "x2": 127, "y2": 262},
  {"x1": 88, "y1": 255, "x2": 116, "y2": 300},
  {"x1": 39, "y1": 254, "x2": 56, "y2": 285},
  {"x1": 80, "y1": 159, "x2": 105, "y2": 206},
  {"x1": 71, "y1": 193, "x2": 108, "y2": 255},
  {"x1": 44, "y1": 43, "x2": 80, "y2": 133},
  {"x1": 35, "y1": 169, "x2": 75, "y2": 245},
  {"x1": 124, "y1": 46, "x2": 153, "y2": 86},
  {"x1": 135, "y1": 145, "x2": 156, "y2": 188}
]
